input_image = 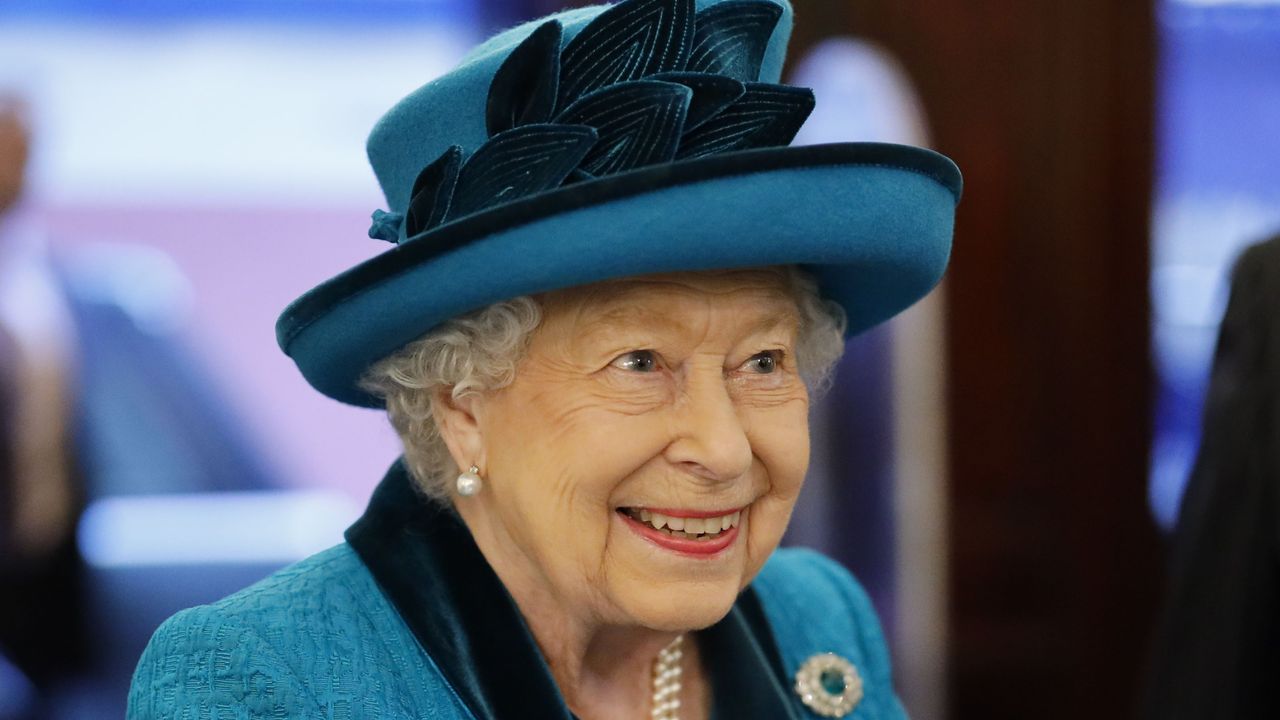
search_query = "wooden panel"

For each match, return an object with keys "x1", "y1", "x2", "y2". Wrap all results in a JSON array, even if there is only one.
[{"x1": 788, "y1": 1, "x2": 1165, "y2": 717}]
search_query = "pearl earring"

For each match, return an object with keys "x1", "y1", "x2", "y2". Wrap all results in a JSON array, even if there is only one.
[{"x1": 456, "y1": 465, "x2": 483, "y2": 496}]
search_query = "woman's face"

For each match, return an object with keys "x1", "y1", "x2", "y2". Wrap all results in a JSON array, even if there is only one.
[{"x1": 456, "y1": 268, "x2": 812, "y2": 632}]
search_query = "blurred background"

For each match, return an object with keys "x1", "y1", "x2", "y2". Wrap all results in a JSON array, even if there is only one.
[{"x1": 1, "y1": 0, "x2": 1277, "y2": 718}]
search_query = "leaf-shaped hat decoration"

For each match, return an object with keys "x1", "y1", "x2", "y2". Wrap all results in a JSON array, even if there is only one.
[
  {"x1": 557, "y1": 0, "x2": 695, "y2": 110},
  {"x1": 446, "y1": 124, "x2": 598, "y2": 223},
  {"x1": 649, "y1": 71, "x2": 745, "y2": 131},
  {"x1": 555, "y1": 80, "x2": 691, "y2": 176},
  {"x1": 405, "y1": 146, "x2": 463, "y2": 238},
  {"x1": 381, "y1": 0, "x2": 816, "y2": 242},
  {"x1": 487, "y1": 21, "x2": 562, "y2": 136},
  {"x1": 677, "y1": 82, "x2": 814, "y2": 160},
  {"x1": 687, "y1": 0, "x2": 783, "y2": 82}
]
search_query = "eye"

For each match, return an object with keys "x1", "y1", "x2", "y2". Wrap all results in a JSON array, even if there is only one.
[
  {"x1": 743, "y1": 350, "x2": 783, "y2": 374},
  {"x1": 611, "y1": 349, "x2": 660, "y2": 373}
]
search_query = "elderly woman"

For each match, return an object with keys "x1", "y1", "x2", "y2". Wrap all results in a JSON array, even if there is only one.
[{"x1": 127, "y1": 0, "x2": 959, "y2": 718}]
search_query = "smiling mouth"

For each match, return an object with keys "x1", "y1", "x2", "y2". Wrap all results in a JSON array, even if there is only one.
[{"x1": 618, "y1": 507, "x2": 742, "y2": 541}]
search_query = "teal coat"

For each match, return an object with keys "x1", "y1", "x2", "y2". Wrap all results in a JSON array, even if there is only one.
[{"x1": 126, "y1": 461, "x2": 906, "y2": 719}]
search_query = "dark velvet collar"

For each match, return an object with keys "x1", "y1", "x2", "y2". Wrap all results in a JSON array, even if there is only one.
[{"x1": 345, "y1": 460, "x2": 800, "y2": 719}]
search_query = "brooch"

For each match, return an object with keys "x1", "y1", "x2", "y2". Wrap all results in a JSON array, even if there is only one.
[{"x1": 794, "y1": 652, "x2": 863, "y2": 717}]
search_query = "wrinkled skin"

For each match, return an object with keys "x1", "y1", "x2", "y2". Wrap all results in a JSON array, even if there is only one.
[{"x1": 434, "y1": 268, "x2": 811, "y2": 719}]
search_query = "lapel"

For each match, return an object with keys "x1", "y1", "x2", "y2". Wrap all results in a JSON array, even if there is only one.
[
  {"x1": 346, "y1": 459, "x2": 799, "y2": 720},
  {"x1": 346, "y1": 459, "x2": 571, "y2": 720}
]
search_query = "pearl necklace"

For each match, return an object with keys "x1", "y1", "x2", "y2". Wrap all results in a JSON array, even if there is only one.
[{"x1": 650, "y1": 634, "x2": 684, "y2": 719}]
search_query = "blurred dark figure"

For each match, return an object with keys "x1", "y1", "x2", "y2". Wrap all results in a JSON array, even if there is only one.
[
  {"x1": 0, "y1": 97, "x2": 89, "y2": 717},
  {"x1": 1, "y1": 92, "x2": 283, "y2": 718},
  {"x1": 1142, "y1": 234, "x2": 1280, "y2": 720}
]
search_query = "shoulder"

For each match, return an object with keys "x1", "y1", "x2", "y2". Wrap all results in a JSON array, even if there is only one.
[
  {"x1": 127, "y1": 545, "x2": 363, "y2": 719},
  {"x1": 127, "y1": 602, "x2": 317, "y2": 719},
  {"x1": 170, "y1": 542, "x2": 377, "y2": 638},
  {"x1": 127, "y1": 544, "x2": 467, "y2": 719},
  {"x1": 752, "y1": 547, "x2": 906, "y2": 719},
  {"x1": 756, "y1": 547, "x2": 883, "y2": 635}
]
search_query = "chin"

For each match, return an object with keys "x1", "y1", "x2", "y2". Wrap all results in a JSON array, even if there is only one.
[
  {"x1": 622, "y1": 583, "x2": 741, "y2": 633},
  {"x1": 602, "y1": 506, "x2": 764, "y2": 630}
]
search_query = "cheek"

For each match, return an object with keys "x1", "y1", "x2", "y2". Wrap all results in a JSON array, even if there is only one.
[
  {"x1": 481, "y1": 380, "x2": 674, "y2": 569},
  {"x1": 489, "y1": 380, "x2": 673, "y2": 498},
  {"x1": 760, "y1": 418, "x2": 810, "y2": 498},
  {"x1": 742, "y1": 403, "x2": 811, "y2": 574},
  {"x1": 745, "y1": 388, "x2": 811, "y2": 491}
]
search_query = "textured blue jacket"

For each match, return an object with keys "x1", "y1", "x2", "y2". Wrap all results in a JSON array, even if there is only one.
[{"x1": 127, "y1": 461, "x2": 906, "y2": 719}]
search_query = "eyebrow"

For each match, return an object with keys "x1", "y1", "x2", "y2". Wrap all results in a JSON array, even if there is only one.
[{"x1": 578, "y1": 300, "x2": 800, "y2": 341}]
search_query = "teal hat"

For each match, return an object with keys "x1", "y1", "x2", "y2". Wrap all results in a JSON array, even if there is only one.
[{"x1": 277, "y1": 0, "x2": 962, "y2": 407}]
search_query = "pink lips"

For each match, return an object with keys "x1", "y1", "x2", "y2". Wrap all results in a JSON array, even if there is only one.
[{"x1": 618, "y1": 509, "x2": 742, "y2": 557}]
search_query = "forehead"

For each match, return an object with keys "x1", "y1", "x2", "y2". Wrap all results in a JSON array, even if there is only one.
[{"x1": 538, "y1": 268, "x2": 800, "y2": 334}]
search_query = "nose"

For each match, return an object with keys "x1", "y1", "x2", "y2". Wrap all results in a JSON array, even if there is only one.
[{"x1": 663, "y1": 368, "x2": 754, "y2": 483}]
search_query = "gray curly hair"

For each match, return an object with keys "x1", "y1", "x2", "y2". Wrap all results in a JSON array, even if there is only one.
[{"x1": 359, "y1": 267, "x2": 847, "y2": 503}]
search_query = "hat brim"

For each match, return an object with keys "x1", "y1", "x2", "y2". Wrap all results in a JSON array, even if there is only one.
[{"x1": 277, "y1": 142, "x2": 961, "y2": 407}]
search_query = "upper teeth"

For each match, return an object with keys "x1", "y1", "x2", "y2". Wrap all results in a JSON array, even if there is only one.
[{"x1": 635, "y1": 508, "x2": 741, "y2": 534}]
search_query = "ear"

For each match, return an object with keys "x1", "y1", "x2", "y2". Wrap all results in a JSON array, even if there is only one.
[{"x1": 431, "y1": 387, "x2": 487, "y2": 475}]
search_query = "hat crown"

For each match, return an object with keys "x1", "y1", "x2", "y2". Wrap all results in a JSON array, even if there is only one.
[{"x1": 365, "y1": 0, "x2": 800, "y2": 241}]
